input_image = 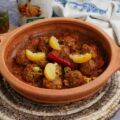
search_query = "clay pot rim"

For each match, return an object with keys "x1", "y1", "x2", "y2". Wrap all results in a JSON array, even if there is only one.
[{"x1": 0, "y1": 17, "x2": 119, "y2": 100}]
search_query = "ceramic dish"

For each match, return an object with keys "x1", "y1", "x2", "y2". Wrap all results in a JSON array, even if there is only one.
[
  {"x1": 17, "y1": 0, "x2": 53, "y2": 25},
  {"x1": 0, "y1": 18, "x2": 120, "y2": 103}
]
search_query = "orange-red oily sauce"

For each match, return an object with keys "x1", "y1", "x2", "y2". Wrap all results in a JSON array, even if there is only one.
[{"x1": 8, "y1": 29, "x2": 107, "y2": 88}]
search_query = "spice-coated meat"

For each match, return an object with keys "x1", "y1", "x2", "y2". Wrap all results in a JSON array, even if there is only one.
[
  {"x1": 64, "y1": 70, "x2": 84, "y2": 87},
  {"x1": 43, "y1": 77, "x2": 63, "y2": 89},
  {"x1": 22, "y1": 64, "x2": 42, "y2": 82}
]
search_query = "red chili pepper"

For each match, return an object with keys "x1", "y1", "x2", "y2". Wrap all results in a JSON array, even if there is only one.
[{"x1": 47, "y1": 52, "x2": 74, "y2": 68}]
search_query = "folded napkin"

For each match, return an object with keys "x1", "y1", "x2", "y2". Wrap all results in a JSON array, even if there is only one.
[
  {"x1": 110, "y1": 1, "x2": 120, "y2": 45},
  {"x1": 52, "y1": 0, "x2": 120, "y2": 45},
  {"x1": 111, "y1": 1, "x2": 120, "y2": 20},
  {"x1": 53, "y1": 0, "x2": 112, "y2": 21},
  {"x1": 86, "y1": 17, "x2": 114, "y2": 40},
  {"x1": 52, "y1": 0, "x2": 68, "y2": 16},
  {"x1": 86, "y1": 16, "x2": 110, "y2": 28},
  {"x1": 90, "y1": 0, "x2": 112, "y2": 21},
  {"x1": 102, "y1": 28, "x2": 114, "y2": 40},
  {"x1": 110, "y1": 20, "x2": 120, "y2": 45}
]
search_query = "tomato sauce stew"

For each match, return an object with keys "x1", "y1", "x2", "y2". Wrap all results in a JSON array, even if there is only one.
[{"x1": 9, "y1": 29, "x2": 107, "y2": 89}]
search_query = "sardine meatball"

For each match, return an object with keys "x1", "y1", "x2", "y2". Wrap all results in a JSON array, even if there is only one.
[
  {"x1": 64, "y1": 70, "x2": 84, "y2": 87},
  {"x1": 22, "y1": 64, "x2": 42, "y2": 82},
  {"x1": 43, "y1": 77, "x2": 63, "y2": 89}
]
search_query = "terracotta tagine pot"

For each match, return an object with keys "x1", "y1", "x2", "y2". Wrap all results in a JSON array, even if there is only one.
[{"x1": 0, "y1": 18, "x2": 120, "y2": 103}]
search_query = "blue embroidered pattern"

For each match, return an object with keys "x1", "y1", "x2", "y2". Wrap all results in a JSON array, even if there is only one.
[
  {"x1": 69, "y1": 2, "x2": 107, "y2": 15},
  {"x1": 117, "y1": 4, "x2": 120, "y2": 13},
  {"x1": 55, "y1": 0, "x2": 68, "y2": 6}
]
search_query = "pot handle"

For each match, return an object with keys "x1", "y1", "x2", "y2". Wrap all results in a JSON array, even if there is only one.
[
  {"x1": 112, "y1": 46, "x2": 120, "y2": 71},
  {"x1": 0, "y1": 33, "x2": 9, "y2": 47},
  {"x1": 118, "y1": 46, "x2": 120, "y2": 69},
  {"x1": 0, "y1": 32, "x2": 11, "y2": 74}
]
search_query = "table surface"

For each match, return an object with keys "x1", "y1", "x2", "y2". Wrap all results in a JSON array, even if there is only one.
[{"x1": 0, "y1": 0, "x2": 120, "y2": 119}]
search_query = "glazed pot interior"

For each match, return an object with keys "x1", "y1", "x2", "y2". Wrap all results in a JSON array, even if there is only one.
[{"x1": 5, "y1": 20, "x2": 111, "y2": 80}]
